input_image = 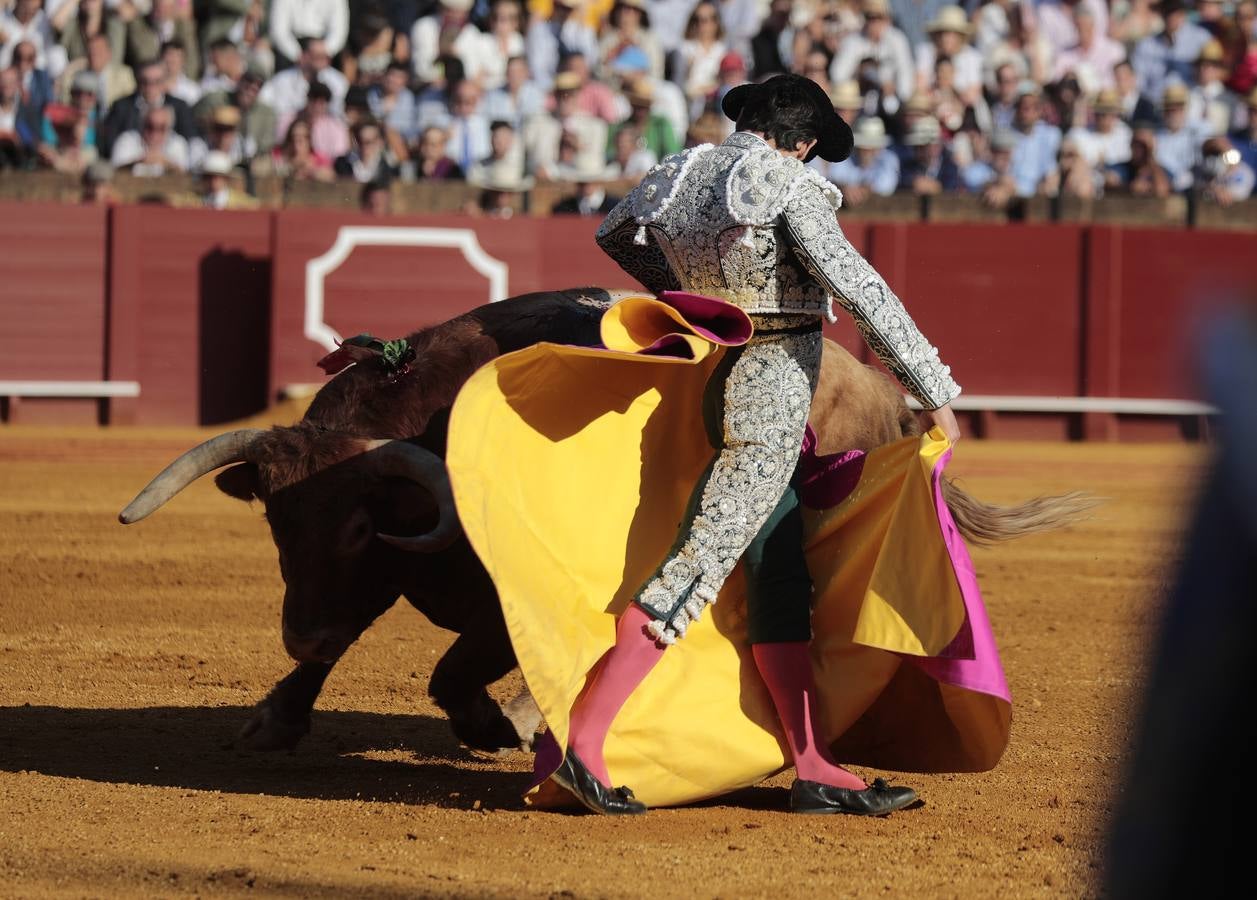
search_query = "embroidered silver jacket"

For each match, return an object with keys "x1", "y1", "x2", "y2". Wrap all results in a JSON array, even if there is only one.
[{"x1": 595, "y1": 131, "x2": 962, "y2": 410}]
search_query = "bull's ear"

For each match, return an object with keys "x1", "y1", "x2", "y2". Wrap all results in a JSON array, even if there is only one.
[{"x1": 214, "y1": 463, "x2": 260, "y2": 502}]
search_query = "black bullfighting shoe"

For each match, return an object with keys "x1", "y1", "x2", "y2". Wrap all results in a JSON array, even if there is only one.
[
  {"x1": 550, "y1": 748, "x2": 647, "y2": 815},
  {"x1": 790, "y1": 777, "x2": 919, "y2": 816}
]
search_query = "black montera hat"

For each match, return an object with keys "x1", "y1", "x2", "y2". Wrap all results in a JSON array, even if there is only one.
[{"x1": 721, "y1": 74, "x2": 854, "y2": 162}]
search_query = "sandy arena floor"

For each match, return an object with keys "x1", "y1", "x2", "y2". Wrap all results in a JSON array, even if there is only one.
[{"x1": 0, "y1": 425, "x2": 1202, "y2": 898}]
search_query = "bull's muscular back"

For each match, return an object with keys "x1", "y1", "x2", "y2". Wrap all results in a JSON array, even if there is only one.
[{"x1": 301, "y1": 289, "x2": 913, "y2": 453}]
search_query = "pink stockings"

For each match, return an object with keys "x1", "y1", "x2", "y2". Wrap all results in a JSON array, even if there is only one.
[
  {"x1": 752, "y1": 641, "x2": 866, "y2": 789},
  {"x1": 566, "y1": 605, "x2": 666, "y2": 786},
  {"x1": 565, "y1": 606, "x2": 865, "y2": 791}
]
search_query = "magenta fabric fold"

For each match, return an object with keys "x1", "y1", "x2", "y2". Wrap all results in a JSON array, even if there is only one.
[
  {"x1": 656, "y1": 291, "x2": 755, "y2": 346},
  {"x1": 909, "y1": 447, "x2": 1011, "y2": 701},
  {"x1": 796, "y1": 425, "x2": 867, "y2": 509}
]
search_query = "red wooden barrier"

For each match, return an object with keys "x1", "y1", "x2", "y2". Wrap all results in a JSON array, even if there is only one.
[
  {"x1": 1, "y1": 200, "x2": 1247, "y2": 435},
  {"x1": 0, "y1": 202, "x2": 108, "y2": 424},
  {"x1": 107, "y1": 205, "x2": 272, "y2": 425}
]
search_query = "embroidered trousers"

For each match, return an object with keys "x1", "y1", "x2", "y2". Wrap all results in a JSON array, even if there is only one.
[{"x1": 636, "y1": 317, "x2": 823, "y2": 643}]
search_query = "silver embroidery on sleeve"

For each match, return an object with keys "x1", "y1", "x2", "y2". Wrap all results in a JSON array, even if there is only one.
[
  {"x1": 781, "y1": 183, "x2": 961, "y2": 410},
  {"x1": 636, "y1": 325, "x2": 822, "y2": 643}
]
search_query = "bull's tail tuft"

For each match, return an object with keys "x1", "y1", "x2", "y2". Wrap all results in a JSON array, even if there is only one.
[{"x1": 941, "y1": 478, "x2": 1102, "y2": 545}]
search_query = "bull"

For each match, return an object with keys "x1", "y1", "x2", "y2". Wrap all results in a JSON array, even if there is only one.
[{"x1": 119, "y1": 288, "x2": 1091, "y2": 754}]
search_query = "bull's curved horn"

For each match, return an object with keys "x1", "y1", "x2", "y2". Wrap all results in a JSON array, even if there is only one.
[
  {"x1": 366, "y1": 439, "x2": 461, "y2": 553},
  {"x1": 119, "y1": 429, "x2": 265, "y2": 524}
]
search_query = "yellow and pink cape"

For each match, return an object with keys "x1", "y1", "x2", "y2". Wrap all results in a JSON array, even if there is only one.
[{"x1": 446, "y1": 294, "x2": 1011, "y2": 808}]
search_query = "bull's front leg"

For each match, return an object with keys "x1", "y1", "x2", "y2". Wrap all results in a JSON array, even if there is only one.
[
  {"x1": 428, "y1": 624, "x2": 522, "y2": 752},
  {"x1": 238, "y1": 661, "x2": 334, "y2": 751}
]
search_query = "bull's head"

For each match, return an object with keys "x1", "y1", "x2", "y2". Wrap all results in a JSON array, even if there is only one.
[{"x1": 119, "y1": 427, "x2": 460, "y2": 663}]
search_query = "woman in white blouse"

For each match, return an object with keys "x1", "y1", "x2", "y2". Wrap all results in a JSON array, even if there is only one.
[
  {"x1": 678, "y1": 1, "x2": 728, "y2": 118},
  {"x1": 476, "y1": 0, "x2": 526, "y2": 90}
]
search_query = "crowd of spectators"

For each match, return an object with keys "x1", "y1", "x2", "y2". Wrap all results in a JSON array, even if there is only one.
[{"x1": 2, "y1": 0, "x2": 1256, "y2": 214}]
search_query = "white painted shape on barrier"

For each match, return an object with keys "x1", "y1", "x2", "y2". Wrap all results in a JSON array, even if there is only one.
[{"x1": 303, "y1": 226, "x2": 510, "y2": 353}]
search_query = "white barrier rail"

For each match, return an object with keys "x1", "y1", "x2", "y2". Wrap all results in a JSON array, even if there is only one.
[{"x1": 0, "y1": 381, "x2": 141, "y2": 398}]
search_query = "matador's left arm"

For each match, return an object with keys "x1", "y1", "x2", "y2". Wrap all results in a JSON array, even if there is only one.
[{"x1": 782, "y1": 181, "x2": 962, "y2": 410}]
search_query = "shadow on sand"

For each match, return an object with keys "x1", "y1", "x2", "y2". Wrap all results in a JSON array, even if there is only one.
[{"x1": 0, "y1": 704, "x2": 533, "y2": 808}]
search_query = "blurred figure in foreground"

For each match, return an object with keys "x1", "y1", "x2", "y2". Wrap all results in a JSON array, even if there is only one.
[{"x1": 1106, "y1": 306, "x2": 1255, "y2": 898}]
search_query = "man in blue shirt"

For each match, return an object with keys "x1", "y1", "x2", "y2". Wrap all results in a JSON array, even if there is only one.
[
  {"x1": 828, "y1": 116, "x2": 900, "y2": 202},
  {"x1": 897, "y1": 114, "x2": 960, "y2": 192},
  {"x1": 1157, "y1": 82, "x2": 1201, "y2": 191},
  {"x1": 1131, "y1": 0, "x2": 1212, "y2": 102},
  {"x1": 1008, "y1": 83, "x2": 1062, "y2": 197}
]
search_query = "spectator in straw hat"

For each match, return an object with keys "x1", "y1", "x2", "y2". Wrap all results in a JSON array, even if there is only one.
[
  {"x1": 196, "y1": 149, "x2": 258, "y2": 209},
  {"x1": 523, "y1": 69, "x2": 606, "y2": 180},
  {"x1": 828, "y1": 115, "x2": 900, "y2": 202},
  {"x1": 599, "y1": 0, "x2": 664, "y2": 80},
  {"x1": 608, "y1": 77, "x2": 680, "y2": 161},
  {"x1": 1189, "y1": 39, "x2": 1240, "y2": 138},
  {"x1": 898, "y1": 113, "x2": 960, "y2": 193},
  {"x1": 1008, "y1": 82, "x2": 1061, "y2": 196},
  {"x1": 830, "y1": 79, "x2": 866, "y2": 126},
  {"x1": 1230, "y1": 87, "x2": 1257, "y2": 171},
  {"x1": 830, "y1": 0, "x2": 915, "y2": 108},
  {"x1": 1156, "y1": 82, "x2": 1198, "y2": 191},
  {"x1": 914, "y1": 5, "x2": 982, "y2": 106},
  {"x1": 1132, "y1": 0, "x2": 1211, "y2": 101},
  {"x1": 466, "y1": 166, "x2": 533, "y2": 218},
  {"x1": 194, "y1": 102, "x2": 252, "y2": 169},
  {"x1": 1069, "y1": 89, "x2": 1133, "y2": 167}
]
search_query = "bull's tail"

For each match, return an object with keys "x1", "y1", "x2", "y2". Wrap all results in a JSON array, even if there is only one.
[{"x1": 941, "y1": 478, "x2": 1101, "y2": 545}]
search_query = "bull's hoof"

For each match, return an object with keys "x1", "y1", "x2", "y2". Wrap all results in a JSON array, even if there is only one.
[
  {"x1": 447, "y1": 699, "x2": 526, "y2": 753},
  {"x1": 237, "y1": 701, "x2": 310, "y2": 752},
  {"x1": 503, "y1": 689, "x2": 542, "y2": 752}
]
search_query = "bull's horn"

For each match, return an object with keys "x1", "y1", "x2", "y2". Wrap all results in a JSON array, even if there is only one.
[
  {"x1": 366, "y1": 440, "x2": 461, "y2": 552},
  {"x1": 119, "y1": 429, "x2": 265, "y2": 524}
]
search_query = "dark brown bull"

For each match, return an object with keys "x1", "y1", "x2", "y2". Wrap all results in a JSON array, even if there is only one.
[{"x1": 119, "y1": 289, "x2": 1092, "y2": 753}]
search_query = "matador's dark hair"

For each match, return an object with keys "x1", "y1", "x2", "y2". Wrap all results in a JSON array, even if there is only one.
[{"x1": 733, "y1": 80, "x2": 825, "y2": 155}]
